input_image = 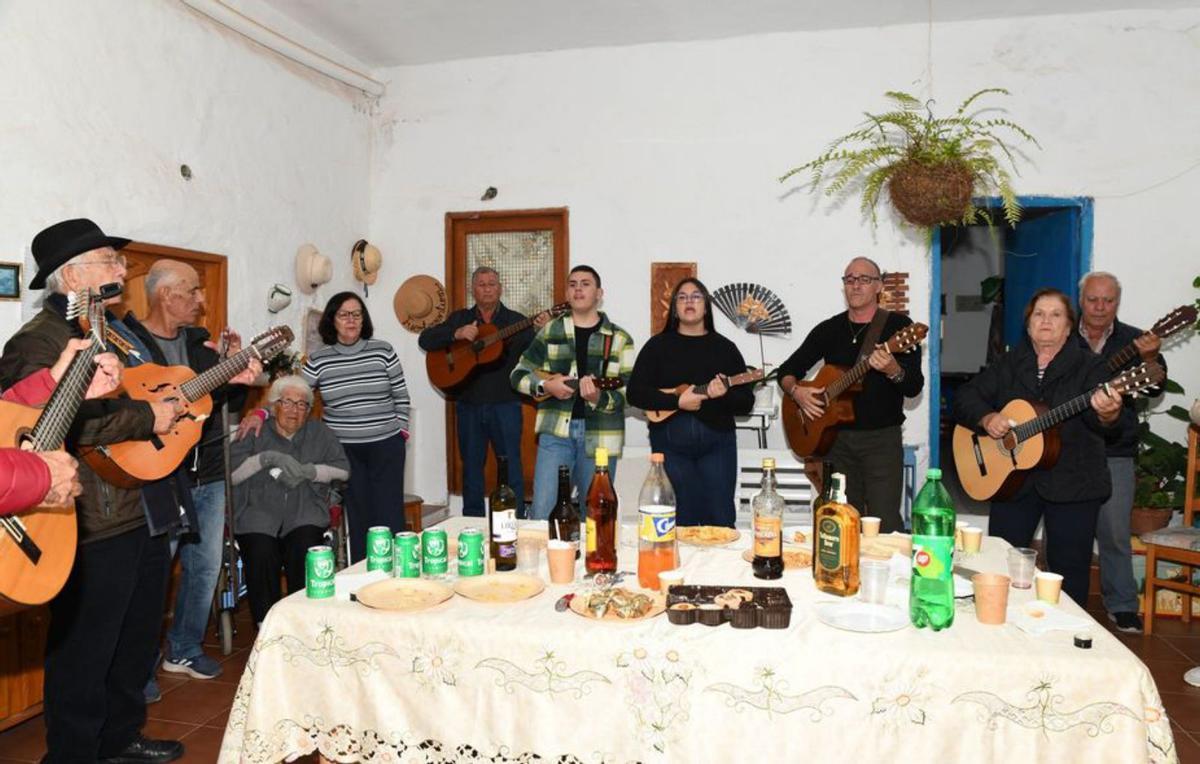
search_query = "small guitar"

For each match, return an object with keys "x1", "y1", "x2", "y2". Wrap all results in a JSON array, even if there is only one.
[
  {"x1": 644, "y1": 369, "x2": 770, "y2": 423},
  {"x1": 0, "y1": 285, "x2": 117, "y2": 614},
  {"x1": 80, "y1": 325, "x2": 294, "y2": 488},
  {"x1": 426, "y1": 303, "x2": 569, "y2": 392},
  {"x1": 781, "y1": 322, "x2": 929, "y2": 457},
  {"x1": 530, "y1": 369, "x2": 624, "y2": 403},
  {"x1": 952, "y1": 361, "x2": 1166, "y2": 502},
  {"x1": 1104, "y1": 305, "x2": 1197, "y2": 373}
]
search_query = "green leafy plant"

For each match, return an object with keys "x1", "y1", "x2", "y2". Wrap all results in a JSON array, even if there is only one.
[
  {"x1": 1134, "y1": 379, "x2": 1191, "y2": 510},
  {"x1": 780, "y1": 88, "x2": 1039, "y2": 228}
]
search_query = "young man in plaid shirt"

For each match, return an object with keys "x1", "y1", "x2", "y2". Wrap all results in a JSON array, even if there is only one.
[{"x1": 511, "y1": 265, "x2": 635, "y2": 519}]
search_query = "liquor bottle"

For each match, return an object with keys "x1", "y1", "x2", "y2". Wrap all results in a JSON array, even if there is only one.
[
  {"x1": 817, "y1": 461, "x2": 837, "y2": 507},
  {"x1": 910, "y1": 468, "x2": 956, "y2": 630},
  {"x1": 585, "y1": 448, "x2": 618, "y2": 575},
  {"x1": 548, "y1": 465, "x2": 581, "y2": 560},
  {"x1": 637, "y1": 453, "x2": 677, "y2": 590},
  {"x1": 752, "y1": 458, "x2": 785, "y2": 580},
  {"x1": 812, "y1": 472, "x2": 860, "y2": 596},
  {"x1": 488, "y1": 456, "x2": 517, "y2": 572}
]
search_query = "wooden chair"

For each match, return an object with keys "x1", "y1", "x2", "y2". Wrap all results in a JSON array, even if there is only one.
[{"x1": 1142, "y1": 425, "x2": 1200, "y2": 634}]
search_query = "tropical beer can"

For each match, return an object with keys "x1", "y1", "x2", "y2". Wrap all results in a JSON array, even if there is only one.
[
  {"x1": 458, "y1": 527, "x2": 485, "y2": 577},
  {"x1": 421, "y1": 528, "x2": 449, "y2": 577},
  {"x1": 366, "y1": 526, "x2": 394, "y2": 572},
  {"x1": 394, "y1": 531, "x2": 421, "y2": 578},
  {"x1": 305, "y1": 545, "x2": 336, "y2": 599}
]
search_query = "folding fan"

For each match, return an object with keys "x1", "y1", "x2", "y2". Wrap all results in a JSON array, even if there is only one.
[{"x1": 712, "y1": 283, "x2": 792, "y2": 336}]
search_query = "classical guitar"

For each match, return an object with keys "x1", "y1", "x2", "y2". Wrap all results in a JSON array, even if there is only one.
[
  {"x1": 529, "y1": 369, "x2": 624, "y2": 403},
  {"x1": 781, "y1": 322, "x2": 929, "y2": 457},
  {"x1": 1104, "y1": 305, "x2": 1197, "y2": 373},
  {"x1": 80, "y1": 325, "x2": 294, "y2": 488},
  {"x1": 0, "y1": 285, "x2": 116, "y2": 614},
  {"x1": 426, "y1": 303, "x2": 569, "y2": 392},
  {"x1": 952, "y1": 361, "x2": 1165, "y2": 502},
  {"x1": 644, "y1": 368, "x2": 770, "y2": 423}
]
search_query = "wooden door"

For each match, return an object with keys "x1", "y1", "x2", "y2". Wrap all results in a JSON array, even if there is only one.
[{"x1": 442, "y1": 209, "x2": 569, "y2": 507}]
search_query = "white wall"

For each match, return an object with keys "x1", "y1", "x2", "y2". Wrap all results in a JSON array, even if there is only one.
[{"x1": 368, "y1": 8, "x2": 1200, "y2": 504}]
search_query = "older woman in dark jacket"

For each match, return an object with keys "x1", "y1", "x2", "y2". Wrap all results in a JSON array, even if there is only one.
[{"x1": 954, "y1": 288, "x2": 1123, "y2": 605}]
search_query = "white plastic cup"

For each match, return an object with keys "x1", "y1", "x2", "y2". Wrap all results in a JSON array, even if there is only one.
[{"x1": 859, "y1": 559, "x2": 891, "y2": 604}]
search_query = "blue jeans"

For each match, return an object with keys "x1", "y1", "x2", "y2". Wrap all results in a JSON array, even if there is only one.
[
  {"x1": 166, "y1": 480, "x2": 225, "y2": 660},
  {"x1": 530, "y1": 419, "x2": 617, "y2": 520},
  {"x1": 1096, "y1": 457, "x2": 1138, "y2": 614},
  {"x1": 649, "y1": 414, "x2": 738, "y2": 527},
  {"x1": 344, "y1": 431, "x2": 407, "y2": 563},
  {"x1": 457, "y1": 400, "x2": 525, "y2": 517}
]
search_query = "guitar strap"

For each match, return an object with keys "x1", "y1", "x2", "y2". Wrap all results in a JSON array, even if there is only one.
[
  {"x1": 600, "y1": 332, "x2": 614, "y2": 378},
  {"x1": 855, "y1": 308, "x2": 891, "y2": 364}
]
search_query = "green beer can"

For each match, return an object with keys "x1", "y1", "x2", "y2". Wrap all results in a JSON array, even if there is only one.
[
  {"x1": 366, "y1": 526, "x2": 394, "y2": 572},
  {"x1": 458, "y1": 527, "x2": 484, "y2": 577},
  {"x1": 421, "y1": 528, "x2": 449, "y2": 577},
  {"x1": 305, "y1": 545, "x2": 336, "y2": 599},
  {"x1": 394, "y1": 531, "x2": 420, "y2": 578}
]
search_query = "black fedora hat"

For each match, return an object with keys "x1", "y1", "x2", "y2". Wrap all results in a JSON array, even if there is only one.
[{"x1": 29, "y1": 218, "x2": 131, "y2": 289}]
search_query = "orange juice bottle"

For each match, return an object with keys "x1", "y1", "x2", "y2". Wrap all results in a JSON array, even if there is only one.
[{"x1": 637, "y1": 453, "x2": 678, "y2": 590}]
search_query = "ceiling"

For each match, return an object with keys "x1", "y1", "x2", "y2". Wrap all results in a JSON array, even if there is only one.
[{"x1": 259, "y1": 0, "x2": 1197, "y2": 67}]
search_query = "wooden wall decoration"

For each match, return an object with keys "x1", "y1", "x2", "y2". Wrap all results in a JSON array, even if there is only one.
[
  {"x1": 650, "y1": 262, "x2": 697, "y2": 334},
  {"x1": 881, "y1": 271, "x2": 910, "y2": 315}
]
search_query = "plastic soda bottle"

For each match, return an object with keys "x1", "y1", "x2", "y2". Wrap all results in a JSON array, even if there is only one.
[
  {"x1": 637, "y1": 453, "x2": 677, "y2": 590},
  {"x1": 909, "y1": 468, "x2": 956, "y2": 630}
]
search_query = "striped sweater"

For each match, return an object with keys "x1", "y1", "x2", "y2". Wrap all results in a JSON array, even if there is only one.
[{"x1": 302, "y1": 338, "x2": 410, "y2": 444}]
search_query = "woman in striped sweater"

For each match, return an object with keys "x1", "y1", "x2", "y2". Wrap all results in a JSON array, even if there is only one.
[{"x1": 303, "y1": 292, "x2": 411, "y2": 563}]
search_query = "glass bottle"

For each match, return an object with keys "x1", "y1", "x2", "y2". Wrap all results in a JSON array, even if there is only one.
[
  {"x1": 909, "y1": 468, "x2": 956, "y2": 630},
  {"x1": 488, "y1": 455, "x2": 517, "y2": 572},
  {"x1": 637, "y1": 453, "x2": 677, "y2": 590},
  {"x1": 812, "y1": 473, "x2": 860, "y2": 596},
  {"x1": 752, "y1": 458, "x2": 785, "y2": 580},
  {"x1": 548, "y1": 465, "x2": 581, "y2": 560},
  {"x1": 585, "y1": 448, "x2": 618, "y2": 575}
]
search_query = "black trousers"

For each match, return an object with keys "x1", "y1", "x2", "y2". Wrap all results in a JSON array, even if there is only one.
[
  {"x1": 990, "y1": 484, "x2": 1100, "y2": 606},
  {"x1": 43, "y1": 526, "x2": 170, "y2": 763},
  {"x1": 827, "y1": 425, "x2": 905, "y2": 533},
  {"x1": 343, "y1": 431, "x2": 407, "y2": 563},
  {"x1": 237, "y1": 526, "x2": 326, "y2": 625}
]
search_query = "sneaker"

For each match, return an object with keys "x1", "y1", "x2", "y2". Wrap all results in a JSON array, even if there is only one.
[
  {"x1": 1185, "y1": 667, "x2": 1200, "y2": 687},
  {"x1": 143, "y1": 676, "x2": 162, "y2": 705},
  {"x1": 161, "y1": 652, "x2": 223, "y2": 680},
  {"x1": 1108, "y1": 611, "x2": 1143, "y2": 634}
]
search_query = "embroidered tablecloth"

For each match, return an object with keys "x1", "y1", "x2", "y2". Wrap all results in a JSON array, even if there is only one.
[{"x1": 220, "y1": 518, "x2": 1177, "y2": 763}]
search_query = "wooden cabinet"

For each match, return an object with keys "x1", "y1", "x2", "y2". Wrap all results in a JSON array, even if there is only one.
[{"x1": 0, "y1": 607, "x2": 50, "y2": 731}]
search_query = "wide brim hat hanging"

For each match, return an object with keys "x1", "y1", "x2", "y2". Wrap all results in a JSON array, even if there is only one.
[
  {"x1": 394, "y1": 274, "x2": 448, "y2": 333},
  {"x1": 295, "y1": 244, "x2": 332, "y2": 295},
  {"x1": 351, "y1": 239, "x2": 382, "y2": 295}
]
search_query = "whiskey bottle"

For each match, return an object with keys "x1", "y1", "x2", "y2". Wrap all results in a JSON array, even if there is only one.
[{"x1": 812, "y1": 472, "x2": 860, "y2": 597}]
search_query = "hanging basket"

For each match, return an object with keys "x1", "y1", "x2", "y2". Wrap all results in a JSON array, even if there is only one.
[{"x1": 887, "y1": 159, "x2": 976, "y2": 227}]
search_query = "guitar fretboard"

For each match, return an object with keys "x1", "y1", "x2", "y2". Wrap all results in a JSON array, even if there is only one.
[
  {"x1": 180, "y1": 347, "x2": 257, "y2": 402},
  {"x1": 30, "y1": 342, "x2": 102, "y2": 451},
  {"x1": 1011, "y1": 391, "x2": 1095, "y2": 443}
]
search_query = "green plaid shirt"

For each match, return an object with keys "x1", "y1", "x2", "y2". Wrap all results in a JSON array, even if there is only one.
[{"x1": 510, "y1": 312, "x2": 635, "y2": 456}]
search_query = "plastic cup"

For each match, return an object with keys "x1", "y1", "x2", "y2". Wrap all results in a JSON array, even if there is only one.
[
  {"x1": 972, "y1": 573, "x2": 1011, "y2": 624},
  {"x1": 961, "y1": 526, "x2": 983, "y2": 553},
  {"x1": 1007, "y1": 547, "x2": 1037, "y2": 589},
  {"x1": 657, "y1": 569, "x2": 685, "y2": 594},
  {"x1": 546, "y1": 540, "x2": 575, "y2": 584},
  {"x1": 1035, "y1": 571, "x2": 1063, "y2": 604},
  {"x1": 955, "y1": 521, "x2": 970, "y2": 551},
  {"x1": 859, "y1": 559, "x2": 890, "y2": 604},
  {"x1": 516, "y1": 537, "x2": 541, "y2": 575},
  {"x1": 861, "y1": 517, "x2": 881, "y2": 537}
]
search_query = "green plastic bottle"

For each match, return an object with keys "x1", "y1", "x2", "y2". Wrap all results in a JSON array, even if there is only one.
[{"x1": 909, "y1": 468, "x2": 956, "y2": 630}]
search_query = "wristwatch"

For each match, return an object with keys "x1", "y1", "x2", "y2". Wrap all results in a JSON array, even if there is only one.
[{"x1": 888, "y1": 368, "x2": 906, "y2": 383}]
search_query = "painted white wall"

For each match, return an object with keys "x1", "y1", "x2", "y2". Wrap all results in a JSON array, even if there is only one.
[{"x1": 368, "y1": 8, "x2": 1200, "y2": 504}]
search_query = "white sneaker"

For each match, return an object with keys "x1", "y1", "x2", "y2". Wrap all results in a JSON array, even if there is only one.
[{"x1": 1184, "y1": 667, "x2": 1200, "y2": 687}]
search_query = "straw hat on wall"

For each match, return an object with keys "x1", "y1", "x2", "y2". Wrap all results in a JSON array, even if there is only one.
[
  {"x1": 295, "y1": 244, "x2": 332, "y2": 295},
  {"x1": 394, "y1": 275, "x2": 448, "y2": 332}
]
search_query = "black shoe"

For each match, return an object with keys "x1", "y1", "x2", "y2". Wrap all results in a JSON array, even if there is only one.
[
  {"x1": 100, "y1": 735, "x2": 184, "y2": 763},
  {"x1": 1109, "y1": 611, "x2": 1143, "y2": 633}
]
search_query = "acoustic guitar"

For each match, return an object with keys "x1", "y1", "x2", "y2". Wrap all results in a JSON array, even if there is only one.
[
  {"x1": 529, "y1": 369, "x2": 624, "y2": 403},
  {"x1": 952, "y1": 361, "x2": 1165, "y2": 502},
  {"x1": 1104, "y1": 304, "x2": 1197, "y2": 374},
  {"x1": 426, "y1": 303, "x2": 569, "y2": 392},
  {"x1": 0, "y1": 286, "x2": 115, "y2": 615},
  {"x1": 781, "y1": 322, "x2": 929, "y2": 457},
  {"x1": 80, "y1": 325, "x2": 294, "y2": 488},
  {"x1": 644, "y1": 369, "x2": 769, "y2": 423}
]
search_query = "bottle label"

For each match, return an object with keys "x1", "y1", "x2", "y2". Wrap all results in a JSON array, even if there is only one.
[
  {"x1": 493, "y1": 509, "x2": 517, "y2": 543},
  {"x1": 639, "y1": 505, "x2": 676, "y2": 543},
  {"x1": 912, "y1": 535, "x2": 953, "y2": 580},
  {"x1": 817, "y1": 517, "x2": 841, "y2": 572},
  {"x1": 586, "y1": 518, "x2": 597, "y2": 553},
  {"x1": 753, "y1": 515, "x2": 782, "y2": 557}
]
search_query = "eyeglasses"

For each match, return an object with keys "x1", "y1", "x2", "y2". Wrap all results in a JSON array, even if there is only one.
[
  {"x1": 675, "y1": 293, "x2": 705, "y2": 304},
  {"x1": 276, "y1": 399, "x2": 311, "y2": 411},
  {"x1": 841, "y1": 275, "x2": 881, "y2": 286},
  {"x1": 335, "y1": 310, "x2": 363, "y2": 320},
  {"x1": 73, "y1": 254, "x2": 127, "y2": 269}
]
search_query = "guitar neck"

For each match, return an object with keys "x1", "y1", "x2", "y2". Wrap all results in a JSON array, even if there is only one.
[
  {"x1": 692, "y1": 371, "x2": 763, "y2": 396},
  {"x1": 1106, "y1": 342, "x2": 1142, "y2": 373},
  {"x1": 825, "y1": 357, "x2": 873, "y2": 400},
  {"x1": 180, "y1": 347, "x2": 254, "y2": 401},
  {"x1": 1011, "y1": 391, "x2": 1095, "y2": 443},
  {"x1": 29, "y1": 343, "x2": 103, "y2": 451}
]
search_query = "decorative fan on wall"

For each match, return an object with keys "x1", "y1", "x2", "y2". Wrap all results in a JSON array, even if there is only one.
[{"x1": 712, "y1": 283, "x2": 791, "y2": 336}]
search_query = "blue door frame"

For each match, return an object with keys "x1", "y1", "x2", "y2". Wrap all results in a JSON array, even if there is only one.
[{"x1": 927, "y1": 196, "x2": 1094, "y2": 467}]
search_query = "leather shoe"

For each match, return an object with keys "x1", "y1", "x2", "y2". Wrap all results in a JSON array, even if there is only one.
[{"x1": 101, "y1": 735, "x2": 184, "y2": 763}]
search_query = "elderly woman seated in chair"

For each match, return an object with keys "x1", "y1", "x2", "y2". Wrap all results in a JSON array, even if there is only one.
[{"x1": 232, "y1": 375, "x2": 350, "y2": 626}]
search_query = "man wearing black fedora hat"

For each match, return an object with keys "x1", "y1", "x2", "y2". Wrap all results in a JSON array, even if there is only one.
[{"x1": 0, "y1": 219, "x2": 187, "y2": 763}]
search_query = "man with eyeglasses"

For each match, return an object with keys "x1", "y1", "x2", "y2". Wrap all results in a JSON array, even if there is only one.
[
  {"x1": 777, "y1": 256, "x2": 924, "y2": 533},
  {"x1": 0, "y1": 219, "x2": 187, "y2": 763}
]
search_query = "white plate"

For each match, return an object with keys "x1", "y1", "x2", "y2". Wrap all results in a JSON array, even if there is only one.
[{"x1": 815, "y1": 601, "x2": 909, "y2": 633}]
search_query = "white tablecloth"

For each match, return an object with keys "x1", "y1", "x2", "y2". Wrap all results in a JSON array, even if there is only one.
[{"x1": 220, "y1": 518, "x2": 1178, "y2": 763}]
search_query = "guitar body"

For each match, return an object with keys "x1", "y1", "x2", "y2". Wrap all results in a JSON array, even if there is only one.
[
  {"x1": 80, "y1": 363, "x2": 213, "y2": 488},
  {"x1": 952, "y1": 399, "x2": 1059, "y2": 502},
  {"x1": 645, "y1": 384, "x2": 691, "y2": 423},
  {"x1": 0, "y1": 400, "x2": 77, "y2": 616},
  {"x1": 781, "y1": 365, "x2": 858, "y2": 457},
  {"x1": 425, "y1": 322, "x2": 504, "y2": 391}
]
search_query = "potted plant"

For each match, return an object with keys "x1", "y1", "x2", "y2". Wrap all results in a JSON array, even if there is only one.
[
  {"x1": 1131, "y1": 384, "x2": 1192, "y2": 534},
  {"x1": 780, "y1": 88, "x2": 1038, "y2": 228}
]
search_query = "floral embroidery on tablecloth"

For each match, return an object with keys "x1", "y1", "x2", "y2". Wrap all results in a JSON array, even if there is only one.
[
  {"x1": 615, "y1": 647, "x2": 694, "y2": 754},
  {"x1": 255, "y1": 622, "x2": 401, "y2": 677},
  {"x1": 476, "y1": 649, "x2": 611, "y2": 698},
  {"x1": 953, "y1": 679, "x2": 1142, "y2": 737},
  {"x1": 705, "y1": 666, "x2": 857, "y2": 721},
  {"x1": 870, "y1": 666, "x2": 935, "y2": 727},
  {"x1": 409, "y1": 636, "x2": 464, "y2": 690}
]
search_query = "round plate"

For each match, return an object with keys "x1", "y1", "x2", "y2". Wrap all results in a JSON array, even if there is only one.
[
  {"x1": 454, "y1": 573, "x2": 545, "y2": 604},
  {"x1": 677, "y1": 526, "x2": 741, "y2": 547},
  {"x1": 353, "y1": 578, "x2": 453, "y2": 612},
  {"x1": 815, "y1": 601, "x2": 909, "y2": 633},
  {"x1": 783, "y1": 526, "x2": 809, "y2": 546},
  {"x1": 569, "y1": 589, "x2": 666, "y2": 622},
  {"x1": 741, "y1": 548, "x2": 811, "y2": 571}
]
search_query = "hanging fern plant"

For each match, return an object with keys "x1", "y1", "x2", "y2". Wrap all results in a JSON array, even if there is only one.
[{"x1": 780, "y1": 88, "x2": 1039, "y2": 228}]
